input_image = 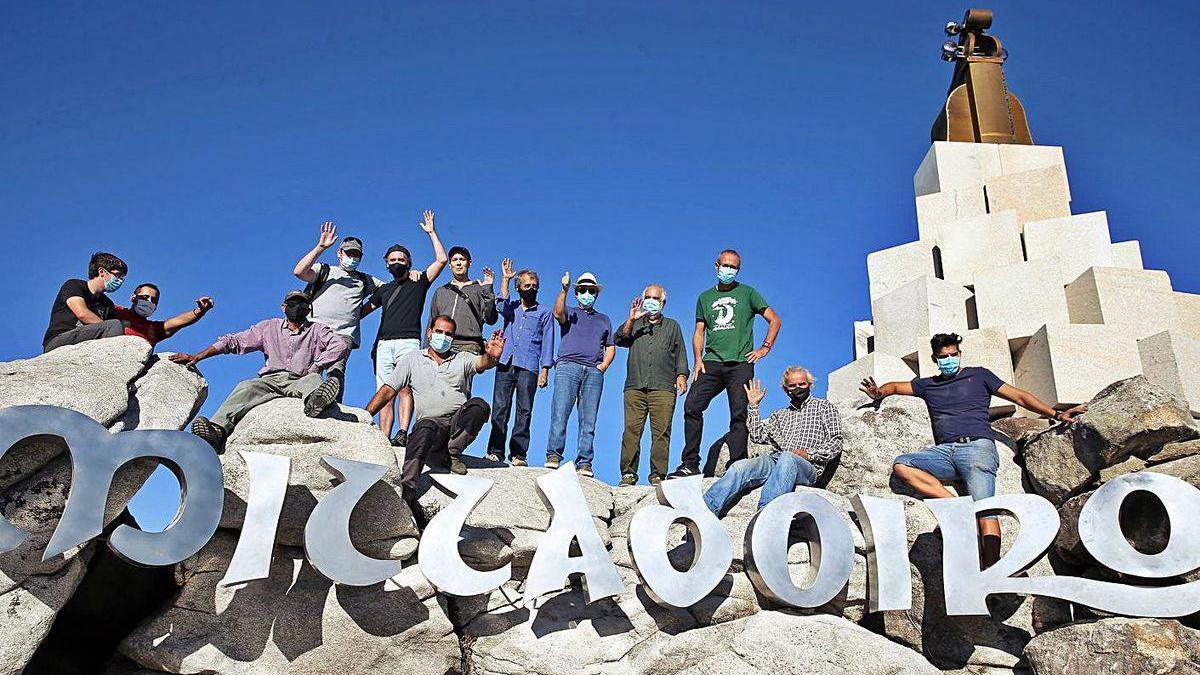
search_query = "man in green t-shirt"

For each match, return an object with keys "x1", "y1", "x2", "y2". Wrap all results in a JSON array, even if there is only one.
[{"x1": 667, "y1": 249, "x2": 782, "y2": 478}]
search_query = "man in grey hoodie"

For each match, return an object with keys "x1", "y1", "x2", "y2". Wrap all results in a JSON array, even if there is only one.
[{"x1": 427, "y1": 245, "x2": 499, "y2": 354}]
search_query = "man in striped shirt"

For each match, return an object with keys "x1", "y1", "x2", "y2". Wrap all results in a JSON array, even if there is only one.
[{"x1": 703, "y1": 366, "x2": 843, "y2": 516}]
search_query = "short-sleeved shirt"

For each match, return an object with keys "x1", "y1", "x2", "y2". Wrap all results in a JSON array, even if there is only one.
[
  {"x1": 113, "y1": 307, "x2": 168, "y2": 346},
  {"x1": 43, "y1": 279, "x2": 116, "y2": 348},
  {"x1": 695, "y1": 283, "x2": 769, "y2": 362},
  {"x1": 911, "y1": 367, "x2": 1005, "y2": 444},
  {"x1": 371, "y1": 272, "x2": 433, "y2": 341},
  {"x1": 385, "y1": 350, "x2": 478, "y2": 421},
  {"x1": 309, "y1": 263, "x2": 383, "y2": 347},
  {"x1": 555, "y1": 306, "x2": 614, "y2": 367}
]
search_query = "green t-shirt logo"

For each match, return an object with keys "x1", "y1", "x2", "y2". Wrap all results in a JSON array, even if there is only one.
[{"x1": 711, "y1": 297, "x2": 738, "y2": 330}]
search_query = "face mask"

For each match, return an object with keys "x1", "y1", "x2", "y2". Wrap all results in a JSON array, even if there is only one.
[
  {"x1": 285, "y1": 304, "x2": 310, "y2": 324},
  {"x1": 341, "y1": 256, "x2": 361, "y2": 272},
  {"x1": 576, "y1": 291, "x2": 596, "y2": 308},
  {"x1": 641, "y1": 297, "x2": 662, "y2": 315},
  {"x1": 430, "y1": 332, "x2": 453, "y2": 354},
  {"x1": 716, "y1": 265, "x2": 738, "y2": 285},
  {"x1": 132, "y1": 298, "x2": 157, "y2": 318},
  {"x1": 518, "y1": 288, "x2": 539, "y2": 304},
  {"x1": 388, "y1": 262, "x2": 410, "y2": 279},
  {"x1": 936, "y1": 355, "x2": 961, "y2": 376},
  {"x1": 788, "y1": 389, "x2": 810, "y2": 405},
  {"x1": 104, "y1": 273, "x2": 124, "y2": 293}
]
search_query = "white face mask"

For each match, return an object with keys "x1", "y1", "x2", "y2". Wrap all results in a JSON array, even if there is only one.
[{"x1": 133, "y1": 298, "x2": 157, "y2": 318}]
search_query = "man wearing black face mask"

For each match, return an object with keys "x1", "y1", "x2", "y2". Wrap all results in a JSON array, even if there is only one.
[
  {"x1": 170, "y1": 290, "x2": 349, "y2": 451},
  {"x1": 702, "y1": 366, "x2": 843, "y2": 516}
]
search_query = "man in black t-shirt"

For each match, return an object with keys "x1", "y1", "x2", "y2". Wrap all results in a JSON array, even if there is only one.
[
  {"x1": 860, "y1": 332, "x2": 1085, "y2": 567},
  {"x1": 42, "y1": 252, "x2": 129, "y2": 353},
  {"x1": 360, "y1": 210, "x2": 448, "y2": 445}
]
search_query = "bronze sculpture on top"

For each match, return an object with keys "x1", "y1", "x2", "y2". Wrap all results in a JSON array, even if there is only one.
[{"x1": 932, "y1": 9, "x2": 1033, "y2": 145}]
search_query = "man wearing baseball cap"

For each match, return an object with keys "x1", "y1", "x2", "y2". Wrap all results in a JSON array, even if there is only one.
[
  {"x1": 544, "y1": 271, "x2": 616, "y2": 477},
  {"x1": 292, "y1": 222, "x2": 384, "y2": 400},
  {"x1": 170, "y1": 289, "x2": 350, "y2": 451}
]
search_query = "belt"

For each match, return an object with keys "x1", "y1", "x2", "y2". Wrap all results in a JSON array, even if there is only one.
[{"x1": 949, "y1": 435, "x2": 988, "y2": 444}]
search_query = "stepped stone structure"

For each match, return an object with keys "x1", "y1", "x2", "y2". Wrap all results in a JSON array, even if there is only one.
[{"x1": 835, "y1": 141, "x2": 1200, "y2": 417}]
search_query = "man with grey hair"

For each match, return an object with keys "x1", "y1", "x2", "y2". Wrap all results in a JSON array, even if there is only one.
[
  {"x1": 615, "y1": 283, "x2": 689, "y2": 486},
  {"x1": 703, "y1": 365, "x2": 843, "y2": 515}
]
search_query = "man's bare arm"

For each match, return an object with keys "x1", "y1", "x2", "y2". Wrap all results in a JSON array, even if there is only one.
[
  {"x1": 294, "y1": 221, "x2": 337, "y2": 282},
  {"x1": 65, "y1": 296, "x2": 105, "y2": 325},
  {"x1": 420, "y1": 210, "x2": 449, "y2": 281}
]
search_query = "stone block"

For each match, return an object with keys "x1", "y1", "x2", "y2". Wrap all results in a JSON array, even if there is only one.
[
  {"x1": 827, "y1": 352, "x2": 916, "y2": 405},
  {"x1": 1024, "y1": 212, "x2": 1115, "y2": 285},
  {"x1": 866, "y1": 240, "x2": 937, "y2": 301},
  {"x1": 1065, "y1": 267, "x2": 1178, "y2": 341},
  {"x1": 1139, "y1": 330, "x2": 1200, "y2": 416},
  {"x1": 853, "y1": 320, "x2": 874, "y2": 360},
  {"x1": 1175, "y1": 292, "x2": 1200, "y2": 341},
  {"x1": 997, "y1": 144, "x2": 1070, "y2": 198},
  {"x1": 1013, "y1": 324, "x2": 1142, "y2": 408},
  {"x1": 935, "y1": 210, "x2": 1024, "y2": 286},
  {"x1": 974, "y1": 258, "x2": 1070, "y2": 344},
  {"x1": 871, "y1": 276, "x2": 972, "y2": 359},
  {"x1": 1111, "y1": 240, "x2": 1143, "y2": 270},
  {"x1": 917, "y1": 326, "x2": 1016, "y2": 414},
  {"x1": 914, "y1": 185, "x2": 987, "y2": 242},
  {"x1": 983, "y1": 165, "x2": 1072, "y2": 227},
  {"x1": 914, "y1": 141, "x2": 1002, "y2": 197}
]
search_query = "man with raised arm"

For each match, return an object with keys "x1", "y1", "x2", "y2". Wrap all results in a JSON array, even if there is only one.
[
  {"x1": 365, "y1": 316, "x2": 505, "y2": 498},
  {"x1": 667, "y1": 249, "x2": 782, "y2": 478},
  {"x1": 860, "y1": 332, "x2": 1085, "y2": 566},
  {"x1": 359, "y1": 210, "x2": 448, "y2": 446},
  {"x1": 427, "y1": 245, "x2": 498, "y2": 355},
  {"x1": 113, "y1": 282, "x2": 214, "y2": 346},
  {"x1": 485, "y1": 258, "x2": 554, "y2": 467}
]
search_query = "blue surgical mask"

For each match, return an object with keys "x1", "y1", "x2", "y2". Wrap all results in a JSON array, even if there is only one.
[
  {"x1": 341, "y1": 256, "x2": 361, "y2": 272},
  {"x1": 104, "y1": 273, "x2": 124, "y2": 293},
  {"x1": 576, "y1": 291, "x2": 596, "y2": 308},
  {"x1": 716, "y1": 265, "x2": 738, "y2": 285},
  {"x1": 641, "y1": 297, "x2": 662, "y2": 315},
  {"x1": 936, "y1": 355, "x2": 961, "y2": 376},
  {"x1": 430, "y1": 332, "x2": 453, "y2": 354}
]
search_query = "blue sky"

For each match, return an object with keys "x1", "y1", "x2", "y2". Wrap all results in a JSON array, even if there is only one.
[{"x1": 3, "y1": 2, "x2": 1198, "y2": 530}]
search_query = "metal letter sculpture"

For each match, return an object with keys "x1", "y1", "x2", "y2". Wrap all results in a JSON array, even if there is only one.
[
  {"x1": 419, "y1": 474, "x2": 512, "y2": 596},
  {"x1": 523, "y1": 463, "x2": 624, "y2": 605},
  {"x1": 222, "y1": 451, "x2": 291, "y2": 586},
  {"x1": 626, "y1": 475, "x2": 732, "y2": 607},
  {"x1": 744, "y1": 490, "x2": 855, "y2": 608},
  {"x1": 0, "y1": 405, "x2": 223, "y2": 566},
  {"x1": 851, "y1": 495, "x2": 913, "y2": 612},
  {"x1": 304, "y1": 456, "x2": 404, "y2": 586}
]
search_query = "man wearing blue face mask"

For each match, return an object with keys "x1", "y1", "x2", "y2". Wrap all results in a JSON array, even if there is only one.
[
  {"x1": 860, "y1": 332, "x2": 1085, "y2": 567},
  {"x1": 42, "y1": 251, "x2": 130, "y2": 353},
  {"x1": 545, "y1": 271, "x2": 616, "y2": 477}
]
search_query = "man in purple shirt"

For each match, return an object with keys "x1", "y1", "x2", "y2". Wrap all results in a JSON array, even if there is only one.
[
  {"x1": 170, "y1": 289, "x2": 349, "y2": 451},
  {"x1": 545, "y1": 271, "x2": 615, "y2": 477},
  {"x1": 485, "y1": 258, "x2": 555, "y2": 466}
]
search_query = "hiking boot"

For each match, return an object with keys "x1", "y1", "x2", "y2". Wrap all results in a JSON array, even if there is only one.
[
  {"x1": 303, "y1": 377, "x2": 341, "y2": 418},
  {"x1": 391, "y1": 429, "x2": 408, "y2": 447},
  {"x1": 577, "y1": 464, "x2": 594, "y2": 478},
  {"x1": 191, "y1": 416, "x2": 227, "y2": 453},
  {"x1": 649, "y1": 474, "x2": 664, "y2": 486},
  {"x1": 450, "y1": 456, "x2": 468, "y2": 475},
  {"x1": 618, "y1": 473, "x2": 637, "y2": 487},
  {"x1": 666, "y1": 464, "x2": 700, "y2": 479},
  {"x1": 510, "y1": 457, "x2": 528, "y2": 467},
  {"x1": 485, "y1": 452, "x2": 503, "y2": 463},
  {"x1": 545, "y1": 456, "x2": 561, "y2": 470}
]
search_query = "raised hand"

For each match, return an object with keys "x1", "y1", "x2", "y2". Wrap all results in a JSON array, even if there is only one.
[
  {"x1": 420, "y1": 210, "x2": 436, "y2": 233},
  {"x1": 501, "y1": 258, "x2": 517, "y2": 282},
  {"x1": 481, "y1": 266, "x2": 495, "y2": 285},
  {"x1": 317, "y1": 221, "x2": 337, "y2": 249},
  {"x1": 629, "y1": 296, "x2": 647, "y2": 320},
  {"x1": 561, "y1": 271, "x2": 571, "y2": 289},
  {"x1": 859, "y1": 376, "x2": 882, "y2": 400},
  {"x1": 744, "y1": 379, "x2": 766, "y2": 405},
  {"x1": 195, "y1": 297, "x2": 214, "y2": 314},
  {"x1": 485, "y1": 330, "x2": 506, "y2": 359}
]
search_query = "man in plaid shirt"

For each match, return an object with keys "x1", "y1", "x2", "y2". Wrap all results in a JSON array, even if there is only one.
[{"x1": 703, "y1": 366, "x2": 843, "y2": 516}]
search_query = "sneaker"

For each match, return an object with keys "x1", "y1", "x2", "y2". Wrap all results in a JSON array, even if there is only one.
[
  {"x1": 191, "y1": 416, "x2": 227, "y2": 452},
  {"x1": 618, "y1": 474, "x2": 637, "y2": 487},
  {"x1": 666, "y1": 464, "x2": 700, "y2": 479},
  {"x1": 449, "y1": 456, "x2": 468, "y2": 475},
  {"x1": 303, "y1": 377, "x2": 341, "y2": 418},
  {"x1": 390, "y1": 429, "x2": 408, "y2": 448},
  {"x1": 510, "y1": 457, "x2": 528, "y2": 467},
  {"x1": 545, "y1": 456, "x2": 561, "y2": 469},
  {"x1": 649, "y1": 474, "x2": 663, "y2": 486},
  {"x1": 485, "y1": 453, "x2": 503, "y2": 463},
  {"x1": 578, "y1": 464, "x2": 594, "y2": 478}
]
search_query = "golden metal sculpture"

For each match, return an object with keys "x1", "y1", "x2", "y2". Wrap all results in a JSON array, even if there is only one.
[{"x1": 932, "y1": 9, "x2": 1032, "y2": 145}]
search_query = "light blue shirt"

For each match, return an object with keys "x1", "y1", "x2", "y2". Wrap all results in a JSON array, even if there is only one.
[{"x1": 495, "y1": 298, "x2": 555, "y2": 371}]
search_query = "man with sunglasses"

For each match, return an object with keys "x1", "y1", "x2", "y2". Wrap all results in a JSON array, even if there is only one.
[
  {"x1": 42, "y1": 251, "x2": 130, "y2": 353},
  {"x1": 485, "y1": 258, "x2": 554, "y2": 466},
  {"x1": 668, "y1": 249, "x2": 782, "y2": 478},
  {"x1": 703, "y1": 366, "x2": 842, "y2": 515},
  {"x1": 615, "y1": 284, "x2": 689, "y2": 486},
  {"x1": 171, "y1": 290, "x2": 349, "y2": 451},
  {"x1": 112, "y1": 283, "x2": 214, "y2": 347},
  {"x1": 860, "y1": 332, "x2": 1085, "y2": 567}
]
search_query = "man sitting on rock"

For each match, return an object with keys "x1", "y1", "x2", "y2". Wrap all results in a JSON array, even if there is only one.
[
  {"x1": 112, "y1": 282, "x2": 214, "y2": 347},
  {"x1": 703, "y1": 366, "x2": 843, "y2": 516},
  {"x1": 860, "y1": 332, "x2": 1084, "y2": 566},
  {"x1": 42, "y1": 251, "x2": 129, "y2": 353},
  {"x1": 171, "y1": 289, "x2": 349, "y2": 451},
  {"x1": 365, "y1": 315, "x2": 505, "y2": 500}
]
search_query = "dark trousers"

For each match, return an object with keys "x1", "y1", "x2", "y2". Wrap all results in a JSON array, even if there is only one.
[
  {"x1": 620, "y1": 388, "x2": 676, "y2": 479},
  {"x1": 680, "y1": 360, "x2": 754, "y2": 472},
  {"x1": 403, "y1": 397, "x2": 490, "y2": 493},
  {"x1": 487, "y1": 364, "x2": 538, "y2": 460}
]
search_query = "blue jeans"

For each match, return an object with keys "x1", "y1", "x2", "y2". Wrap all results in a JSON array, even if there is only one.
[
  {"x1": 895, "y1": 438, "x2": 999, "y2": 501},
  {"x1": 546, "y1": 361, "x2": 604, "y2": 466},
  {"x1": 703, "y1": 451, "x2": 817, "y2": 516},
  {"x1": 487, "y1": 364, "x2": 539, "y2": 460}
]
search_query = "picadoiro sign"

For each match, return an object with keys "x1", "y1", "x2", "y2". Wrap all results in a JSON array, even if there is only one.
[{"x1": 2, "y1": 405, "x2": 1198, "y2": 619}]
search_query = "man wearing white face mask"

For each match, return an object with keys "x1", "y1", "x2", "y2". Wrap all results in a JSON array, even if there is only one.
[{"x1": 113, "y1": 283, "x2": 214, "y2": 347}]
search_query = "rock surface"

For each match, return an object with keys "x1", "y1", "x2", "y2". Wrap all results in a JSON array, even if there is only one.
[{"x1": 1024, "y1": 618, "x2": 1200, "y2": 675}]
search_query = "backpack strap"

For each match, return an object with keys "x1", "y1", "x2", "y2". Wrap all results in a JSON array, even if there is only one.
[{"x1": 304, "y1": 263, "x2": 331, "y2": 299}]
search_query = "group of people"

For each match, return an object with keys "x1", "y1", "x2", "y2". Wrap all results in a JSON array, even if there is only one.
[{"x1": 41, "y1": 215, "x2": 1082, "y2": 561}]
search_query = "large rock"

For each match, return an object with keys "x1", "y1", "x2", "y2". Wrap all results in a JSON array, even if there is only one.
[
  {"x1": 1022, "y1": 426, "x2": 1097, "y2": 505},
  {"x1": 1073, "y1": 376, "x2": 1198, "y2": 465},
  {"x1": 1024, "y1": 618, "x2": 1200, "y2": 675},
  {"x1": 825, "y1": 395, "x2": 933, "y2": 499},
  {"x1": 112, "y1": 354, "x2": 208, "y2": 432}
]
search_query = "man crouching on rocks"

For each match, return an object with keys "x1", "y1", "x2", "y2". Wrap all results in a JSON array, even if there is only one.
[
  {"x1": 860, "y1": 332, "x2": 1085, "y2": 567},
  {"x1": 171, "y1": 289, "x2": 349, "y2": 451},
  {"x1": 365, "y1": 315, "x2": 505, "y2": 501}
]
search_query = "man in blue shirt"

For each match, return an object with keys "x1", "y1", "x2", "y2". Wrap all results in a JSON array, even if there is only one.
[
  {"x1": 860, "y1": 332, "x2": 1084, "y2": 566},
  {"x1": 545, "y1": 271, "x2": 616, "y2": 477},
  {"x1": 486, "y1": 258, "x2": 555, "y2": 466}
]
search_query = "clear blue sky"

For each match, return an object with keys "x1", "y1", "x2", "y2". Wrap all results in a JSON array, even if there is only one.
[{"x1": 3, "y1": 2, "x2": 1197, "y2": 530}]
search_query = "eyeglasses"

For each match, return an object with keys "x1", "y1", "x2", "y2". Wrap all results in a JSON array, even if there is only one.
[
  {"x1": 643, "y1": 295, "x2": 664, "y2": 302},
  {"x1": 576, "y1": 287, "x2": 598, "y2": 294},
  {"x1": 134, "y1": 294, "x2": 157, "y2": 303}
]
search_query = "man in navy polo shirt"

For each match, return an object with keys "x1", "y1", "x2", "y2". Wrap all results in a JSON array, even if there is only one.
[{"x1": 860, "y1": 332, "x2": 1084, "y2": 566}]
